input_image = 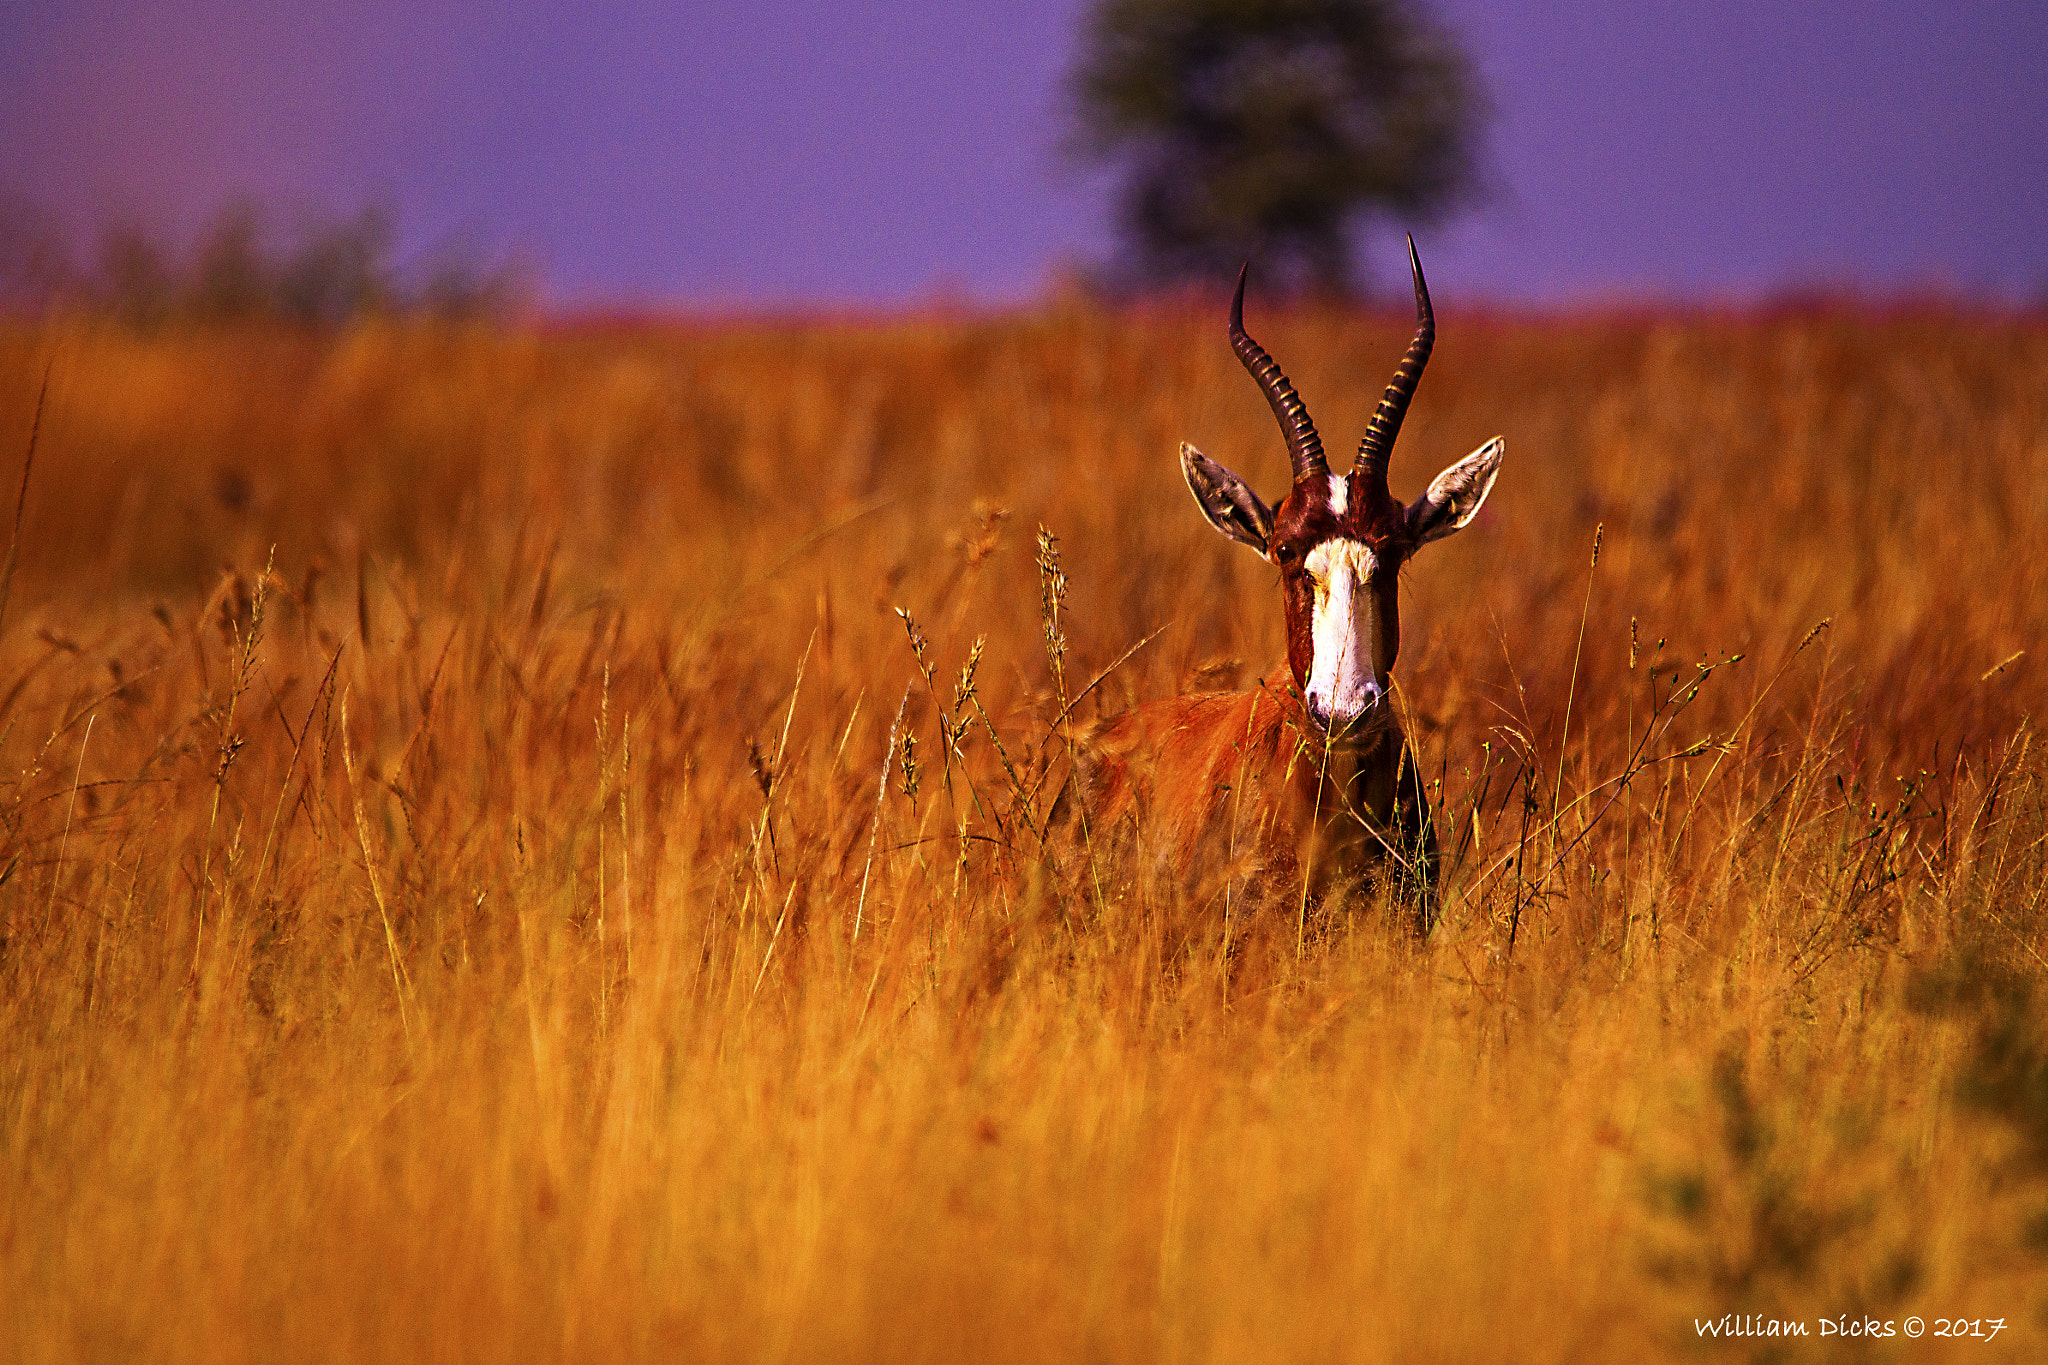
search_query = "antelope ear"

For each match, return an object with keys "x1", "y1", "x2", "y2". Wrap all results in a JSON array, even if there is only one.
[
  {"x1": 1181, "y1": 442, "x2": 1274, "y2": 553},
  {"x1": 1406, "y1": 436, "x2": 1504, "y2": 545}
]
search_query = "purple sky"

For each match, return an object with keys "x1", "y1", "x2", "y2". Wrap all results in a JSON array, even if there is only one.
[{"x1": 3, "y1": 0, "x2": 2044, "y2": 307}]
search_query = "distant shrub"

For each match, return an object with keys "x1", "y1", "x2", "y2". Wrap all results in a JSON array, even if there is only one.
[{"x1": 0, "y1": 195, "x2": 527, "y2": 326}]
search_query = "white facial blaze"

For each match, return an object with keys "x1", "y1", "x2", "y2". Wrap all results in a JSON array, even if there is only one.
[
  {"x1": 1302, "y1": 539, "x2": 1380, "y2": 730},
  {"x1": 1325, "y1": 473, "x2": 1349, "y2": 517}
]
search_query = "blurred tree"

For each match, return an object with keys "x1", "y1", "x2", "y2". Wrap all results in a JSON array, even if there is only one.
[
  {"x1": 416, "y1": 246, "x2": 531, "y2": 323},
  {"x1": 275, "y1": 206, "x2": 395, "y2": 326},
  {"x1": 0, "y1": 198, "x2": 525, "y2": 326},
  {"x1": 1071, "y1": 0, "x2": 1484, "y2": 295},
  {"x1": 0, "y1": 197, "x2": 76, "y2": 311},
  {"x1": 190, "y1": 200, "x2": 273, "y2": 321},
  {"x1": 94, "y1": 221, "x2": 176, "y2": 327}
]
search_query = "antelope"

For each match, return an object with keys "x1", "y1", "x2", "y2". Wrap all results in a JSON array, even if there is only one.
[{"x1": 1067, "y1": 238, "x2": 1503, "y2": 935}]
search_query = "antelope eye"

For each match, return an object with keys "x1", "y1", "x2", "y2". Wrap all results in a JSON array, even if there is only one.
[{"x1": 1274, "y1": 543, "x2": 1298, "y2": 564}]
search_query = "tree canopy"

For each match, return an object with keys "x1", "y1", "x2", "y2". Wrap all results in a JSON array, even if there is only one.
[{"x1": 1071, "y1": 0, "x2": 1484, "y2": 295}]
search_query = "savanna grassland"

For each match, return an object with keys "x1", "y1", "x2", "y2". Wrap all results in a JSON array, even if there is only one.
[{"x1": 1, "y1": 296, "x2": 2045, "y2": 1363}]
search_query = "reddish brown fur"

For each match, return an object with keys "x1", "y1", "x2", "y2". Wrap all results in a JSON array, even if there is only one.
[{"x1": 1066, "y1": 657, "x2": 1434, "y2": 928}]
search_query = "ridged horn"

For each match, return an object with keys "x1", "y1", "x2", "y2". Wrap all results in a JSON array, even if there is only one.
[
  {"x1": 1355, "y1": 235, "x2": 1435, "y2": 494},
  {"x1": 1230, "y1": 262, "x2": 1327, "y2": 485}
]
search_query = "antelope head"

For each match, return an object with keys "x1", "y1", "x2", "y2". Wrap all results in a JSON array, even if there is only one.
[{"x1": 1182, "y1": 238, "x2": 1504, "y2": 739}]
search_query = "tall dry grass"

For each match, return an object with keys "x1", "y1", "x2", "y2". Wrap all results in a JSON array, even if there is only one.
[{"x1": 0, "y1": 299, "x2": 2045, "y2": 1362}]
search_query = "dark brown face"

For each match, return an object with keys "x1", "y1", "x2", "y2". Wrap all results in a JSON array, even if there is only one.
[{"x1": 1267, "y1": 469, "x2": 1414, "y2": 734}]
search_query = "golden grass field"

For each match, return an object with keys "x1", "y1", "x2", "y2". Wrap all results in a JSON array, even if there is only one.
[{"x1": 1, "y1": 298, "x2": 2045, "y2": 1362}]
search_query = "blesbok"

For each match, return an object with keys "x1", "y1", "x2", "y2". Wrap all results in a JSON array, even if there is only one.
[{"x1": 1069, "y1": 238, "x2": 1503, "y2": 935}]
